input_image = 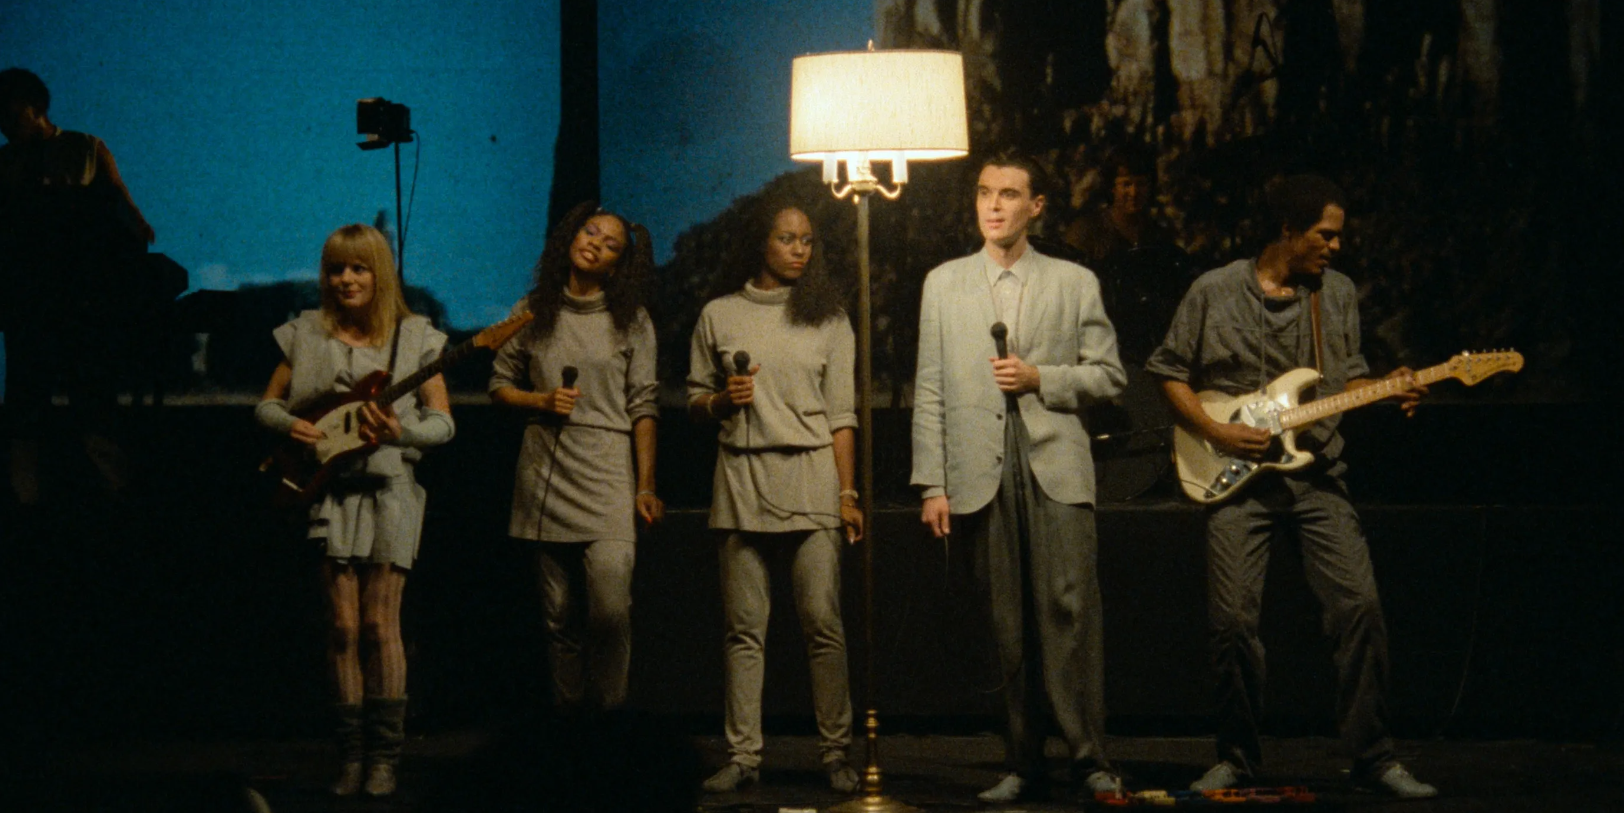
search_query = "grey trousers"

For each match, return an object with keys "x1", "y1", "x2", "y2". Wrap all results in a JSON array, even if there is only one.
[
  {"x1": 719, "y1": 528, "x2": 853, "y2": 767},
  {"x1": 961, "y1": 411, "x2": 1109, "y2": 776},
  {"x1": 1205, "y1": 471, "x2": 1393, "y2": 775},
  {"x1": 536, "y1": 539, "x2": 636, "y2": 709}
]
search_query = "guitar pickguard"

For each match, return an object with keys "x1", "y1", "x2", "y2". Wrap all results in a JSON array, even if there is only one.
[{"x1": 311, "y1": 401, "x2": 373, "y2": 465}]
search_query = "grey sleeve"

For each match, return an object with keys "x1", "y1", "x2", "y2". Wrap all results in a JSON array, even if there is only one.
[
  {"x1": 489, "y1": 325, "x2": 532, "y2": 394},
  {"x1": 272, "y1": 321, "x2": 296, "y2": 361},
  {"x1": 1035, "y1": 270, "x2": 1127, "y2": 411},
  {"x1": 909, "y1": 271, "x2": 947, "y2": 497},
  {"x1": 625, "y1": 310, "x2": 660, "y2": 421},
  {"x1": 822, "y1": 316, "x2": 857, "y2": 432},
  {"x1": 686, "y1": 305, "x2": 723, "y2": 406},
  {"x1": 418, "y1": 326, "x2": 447, "y2": 370},
  {"x1": 1145, "y1": 281, "x2": 1203, "y2": 383},
  {"x1": 1339, "y1": 290, "x2": 1370, "y2": 381}
]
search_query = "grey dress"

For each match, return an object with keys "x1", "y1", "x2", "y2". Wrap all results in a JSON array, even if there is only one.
[
  {"x1": 687, "y1": 282, "x2": 857, "y2": 532},
  {"x1": 274, "y1": 311, "x2": 447, "y2": 569},
  {"x1": 490, "y1": 291, "x2": 658, "y2": 543}
]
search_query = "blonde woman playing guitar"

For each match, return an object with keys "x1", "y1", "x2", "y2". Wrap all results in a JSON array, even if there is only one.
[{"x1": 254, "y1": 224, "x2": 451, "y2": 799}]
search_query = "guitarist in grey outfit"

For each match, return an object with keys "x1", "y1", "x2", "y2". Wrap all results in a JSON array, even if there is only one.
[{"x1": 1146, "y1": 174, "x2": 1435, "y2": 798}]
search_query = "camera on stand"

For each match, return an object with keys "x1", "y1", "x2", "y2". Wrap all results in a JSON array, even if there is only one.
[{"x1": 357, "y1": 98, "x2": 412, "y2": 150}]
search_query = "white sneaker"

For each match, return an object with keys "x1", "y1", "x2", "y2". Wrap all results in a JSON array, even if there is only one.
[
  {"x1": 1356, "y1": 763, "x2": 1438, "y2": 799},
  {"x1": 977, "y1": 772, "x2": 1044, "y2": 803},
  {"x1": 1190, "y1": 761, "x2": 1245, "y2": 791}
]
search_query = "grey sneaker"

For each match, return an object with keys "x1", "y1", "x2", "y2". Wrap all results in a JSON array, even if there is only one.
[
  {"x1": 826, "y1": 759, "x2": 860, "y2": 794},
  {"x1": 1356, "y1": 763, "x2": 1438, "y2": 799},
  {"x1": 701, "y1": 762, "x2": 760, "y2": 793},
  {"x1": 1190, "y1": 761, "x2": 1245, "y2": 792}
]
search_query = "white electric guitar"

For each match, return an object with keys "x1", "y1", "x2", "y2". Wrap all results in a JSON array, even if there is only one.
[{"x1": 1173, "y1": 350, "x2": 1523, "y2": 504}]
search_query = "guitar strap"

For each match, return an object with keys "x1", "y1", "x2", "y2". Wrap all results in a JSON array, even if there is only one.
[
  {"x1": 385, "y1": 315, "x2": 404, "y2": 382},
  {"x1": 1309, "y1": 289, "x2": 1324, "y2": 374}
]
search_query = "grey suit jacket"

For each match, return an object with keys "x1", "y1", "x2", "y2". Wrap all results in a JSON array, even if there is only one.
[{"x1": 910, "y1": 247, "x2": 1125, "y2": 513}]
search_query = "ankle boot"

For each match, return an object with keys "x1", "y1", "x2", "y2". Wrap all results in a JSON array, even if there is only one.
[
  {"x1": 363, "y1": 696, "x2": 408, "y2": 796},
  {"x1": 330, "y1": 703, "x2": 364, "y2": 796}
]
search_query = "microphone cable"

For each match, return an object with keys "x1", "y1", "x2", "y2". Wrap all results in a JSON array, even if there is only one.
[
  {"x1": 723, "y1": 350, "x2": 847, "y2": 529},
  {"x1": 533, "y1": 365, "x2": 578, "y2": 540}
]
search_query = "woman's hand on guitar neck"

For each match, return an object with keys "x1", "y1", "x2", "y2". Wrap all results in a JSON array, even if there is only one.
[{"x1": 290, "y1": 419, "x2": 325, "y2": 446}]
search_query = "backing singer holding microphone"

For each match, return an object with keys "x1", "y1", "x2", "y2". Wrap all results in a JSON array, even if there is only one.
[
  {"x1": 688, "y1": 198, "x2": 862, "y2": 795},
  {"x1": 489, "y1": 201, "x2": 662, "y2": 711}
]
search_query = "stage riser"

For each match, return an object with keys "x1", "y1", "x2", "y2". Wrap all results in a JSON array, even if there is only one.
[{"x1": 1, "y1": 405, "x2": 1616, "y2": 741}]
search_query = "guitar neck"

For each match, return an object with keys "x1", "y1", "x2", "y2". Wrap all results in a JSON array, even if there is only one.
[
  {"x1": 373, "y1": 339, "x2": 479, "y2": 406},
  {"x1": 1280, "y1": 362, "x2": 1453, "y2": 430}
]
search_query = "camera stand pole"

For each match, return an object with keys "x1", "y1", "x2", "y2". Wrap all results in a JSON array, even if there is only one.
[{"x1": 394, "y1": 140, "x2": 406, "y2": 284}]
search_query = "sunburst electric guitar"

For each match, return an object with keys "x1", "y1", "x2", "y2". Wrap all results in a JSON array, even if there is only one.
[
  {"x1": 1172, "y1": 350, "x2": 1523, "y2": 504},
  {"x1": 263, "y1": 311, "x2": 533, "y2": 506}
]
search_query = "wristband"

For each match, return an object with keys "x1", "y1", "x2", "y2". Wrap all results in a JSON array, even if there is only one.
[
  {"x1": 839, "y1": 489, "x2": 859, "y2": 502},
  {"x1": 395, "y1": 409, "x2": 455, "y2": 448},
  {"x1": 254, "y1": 398, "x2": 299, "y2": 435}
]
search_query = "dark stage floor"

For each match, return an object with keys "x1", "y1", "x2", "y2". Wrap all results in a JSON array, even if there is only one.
[{"x1": 21, "y1": 732, "x2": 1624, "y2": 812}]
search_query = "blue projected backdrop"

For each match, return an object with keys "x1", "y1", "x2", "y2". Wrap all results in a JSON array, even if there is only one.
[
  {"x1": 2, "y1": 0, "x2": 874, "y2": 394},
  {"x1": 1, "y1": 0, "x2": 560, "y2": 330},
  {"x1": 599, "y1": 1, "x2": 874, "y2": 264}
]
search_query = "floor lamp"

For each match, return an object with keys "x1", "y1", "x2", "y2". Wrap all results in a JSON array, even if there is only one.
[{"x1": 789, "y1": 47, "x2": 967, "y2": 813}]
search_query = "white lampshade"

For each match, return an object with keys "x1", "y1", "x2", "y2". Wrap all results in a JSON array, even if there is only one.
[{"x1": 789, "y1": 49, "x2": 968, "y2": 161}]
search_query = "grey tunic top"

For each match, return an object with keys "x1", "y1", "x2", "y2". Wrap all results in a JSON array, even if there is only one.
[
  {"x1": 687, "y1": 283, "x2": 856, "y2": 533},
  {"x1": 273, "y1": 311, "x2": 447, "y2": 568},
  {"x1": 1145, "y1": 258, "x2": 1370, "y2": 459},
  {"x1": 490, "y1": 291, "x2": 658, "y2": 543}
]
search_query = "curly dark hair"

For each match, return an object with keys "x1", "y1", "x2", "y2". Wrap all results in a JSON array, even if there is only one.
[
  {"x1": 526, "y1": 200, "x2": 653, "y2": 338},
  {"x1": 710, "y1": 195, "x2": 846, "y2": 327},
  {"x1": 1264, "y1": 174, "x2": 1346, "y2": 236}
]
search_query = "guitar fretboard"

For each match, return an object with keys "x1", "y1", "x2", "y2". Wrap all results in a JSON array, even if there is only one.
[
  {"x1": 1280, "y1": 362, "x2": 1454, "y2": 429},
  {"x1": 373, "y1": 339, "x2": 483, "y2": 407}
]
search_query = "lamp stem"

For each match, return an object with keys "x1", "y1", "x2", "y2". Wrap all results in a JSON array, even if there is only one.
[{"x1": 827, "y1": 191, "x2": 920, "y2": 813}]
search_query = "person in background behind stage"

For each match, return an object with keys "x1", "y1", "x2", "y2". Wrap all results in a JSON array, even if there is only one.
[
  {"x1": 1145, "y1": 174, "x2": 1436, "y2": 799},
  {"x1": 255, "y1": 224, "x2": 453, "y2": 798},
  {"x1": 688, "y1": 197, "x2": 861, "y2": 795},
  {"x1": 1, "y1": 67, "x2": 156, "y2": 506},
  {"x1": 1063, "y1": 145, "x2": 1191, "y2": 365},
  {"x1": 489, "y1": 201, "x2": 662, "y2": 712},
  {"x1": 912, "y1": 151, "x2": 1126, "y2": 804}
]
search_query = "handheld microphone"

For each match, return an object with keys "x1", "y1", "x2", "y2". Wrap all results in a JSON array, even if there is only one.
[
  {"x1": 732, "y1": 351, "x2": 751, "y2": 376},
  {"x1": 990, "y1": 322, "x2": 1009, "y2": 359},
  {"x1": 561, "y1": 365, "x2": 579, "y2": 389}
]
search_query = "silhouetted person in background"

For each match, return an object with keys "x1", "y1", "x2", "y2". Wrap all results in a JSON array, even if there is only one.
[
  {"x1": 1063, "y1": 145, "x2": 1191, "y2": 365},
  {"x1": 0, "y1": 67, "x2": 155, "y2": 506}
]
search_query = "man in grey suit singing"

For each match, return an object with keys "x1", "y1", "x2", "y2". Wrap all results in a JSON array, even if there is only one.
[{"x1": 911, "y1": 151, "x2": 1127, "y2": 803}]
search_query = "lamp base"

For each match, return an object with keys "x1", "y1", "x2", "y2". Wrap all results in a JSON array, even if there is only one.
[{"x1": 825, "y1": 794, "x2": 924, "y2": 813}]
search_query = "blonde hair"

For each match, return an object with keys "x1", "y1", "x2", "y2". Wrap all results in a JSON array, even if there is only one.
[{"x1": 318, "y1": 224, "x2": 411, "y2": 346}]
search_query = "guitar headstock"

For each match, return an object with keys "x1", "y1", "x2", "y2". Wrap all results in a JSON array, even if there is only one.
[
  {"x1": 472, "y1": 310, "x2": 535, "y2": 351},
  {"x1": 1443, "y1": 350, "x2": 1524, "y2": 385}
]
